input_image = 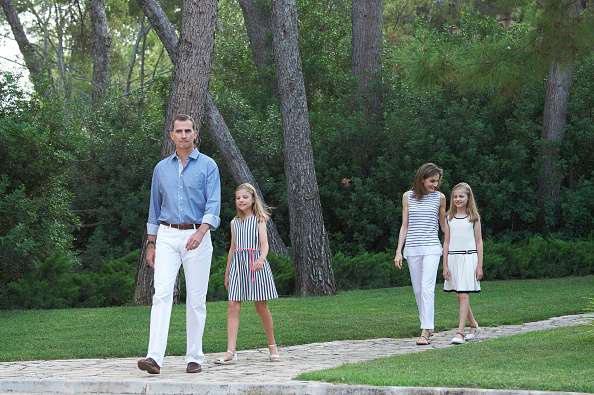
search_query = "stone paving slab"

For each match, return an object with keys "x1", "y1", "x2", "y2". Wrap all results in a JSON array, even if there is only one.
[{"x1": 0, "y1": 313, "x2": 591, "y2": 395}]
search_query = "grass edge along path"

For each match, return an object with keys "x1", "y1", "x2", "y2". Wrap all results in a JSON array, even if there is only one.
[
  {"x1": 0, "y1": 276, "x2": 592, "y2": 361},
  {"x1": 296, "y1": 325, "x2": 594, "y2": 394}
]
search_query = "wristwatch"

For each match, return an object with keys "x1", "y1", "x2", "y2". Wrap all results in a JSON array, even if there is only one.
[{"x1": 146, "y1": 240, "x2": 156, "y2": 247}]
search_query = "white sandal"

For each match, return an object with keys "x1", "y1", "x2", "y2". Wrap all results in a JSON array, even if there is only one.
[
  {"x1": 465, "y1": 324, "x2": 480, "y2": 340},
  {"x1": 268, "y1": 344, "x2": 280, "y2": 362},
  {"x1": 214, "y1": 350, "x2": 237, "y2": 364}
]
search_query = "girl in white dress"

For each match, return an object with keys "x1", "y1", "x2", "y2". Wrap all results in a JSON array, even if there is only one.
[
  {"x1": 214, "y1": 183, "x2": 279, "y2": 364},
  {"x1": 443, "y1": 182, "x2": 483, "y2": 344},
  {"x1": 395, "y1": 163, "x2": 449, "y2": 345}
]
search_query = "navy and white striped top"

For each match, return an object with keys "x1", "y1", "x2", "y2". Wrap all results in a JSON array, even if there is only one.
[
  {"x1": 403, "y1": 191, "x2": 443, "y2": 258},
  {"x1": 228, "y1": 216, "x2": 278, "y2": 301}
]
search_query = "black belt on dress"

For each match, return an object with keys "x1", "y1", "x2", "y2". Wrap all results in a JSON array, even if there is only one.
[
  {"x1": 161, "y1": 221, "x2": 201, "y2": 230},
  {"x1": 448, "y1": 250, "x2": 477, "y2": 255}
]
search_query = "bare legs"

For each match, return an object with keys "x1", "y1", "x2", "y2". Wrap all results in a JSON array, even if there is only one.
[
  {"x1": 255, "y1": 300, "x2": 277, "y2": 356},
  {"x1": 456, "y1": 293, "x2": 478, "y2": 339},
  {"x1": 220, "y1": 300, "x2": 277, "y2": 361}
]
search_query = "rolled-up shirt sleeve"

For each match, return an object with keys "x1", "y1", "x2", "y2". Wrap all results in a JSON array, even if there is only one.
[{"x1": 202, "y1": 160, "x2": 221, "y2": 230}]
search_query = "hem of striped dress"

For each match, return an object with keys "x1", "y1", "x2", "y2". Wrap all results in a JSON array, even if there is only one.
[
  {"x1": 443, "y1": 289, "x2": 481, "y2": 294},
  {"x1": 228, "y1": 296, "x2": 279, "y2": 301}
]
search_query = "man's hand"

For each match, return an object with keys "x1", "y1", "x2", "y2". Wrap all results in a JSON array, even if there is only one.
[
  {"x1": 146, "y1": 245, "x2": 156, "y2": 268},
  {"x1": 186, "y1": 229, "x2": 205, "y2": 251}
]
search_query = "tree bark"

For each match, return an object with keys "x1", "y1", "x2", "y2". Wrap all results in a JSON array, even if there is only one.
[
  {"x1": 351, "y1": 0, "x2": 383, "y2": 122},
  {"x1": 271, "y1": 0, "x2": 336, "y2": 296},
  {"x1": 204, "y1": 94, "x2": 289, "y2": 257},
  {"x1": 537, "y1": 0, "x2": 583, "y2": 211},
  {"x1": 238, "y1": 0, "x2": 276, "y2": 93},
  {"x1": 89, "y1": 0, "x2": 112, "y2": 109},
  {"x1": 0, "y1": 0, "x2": 51, "y2": 100}
]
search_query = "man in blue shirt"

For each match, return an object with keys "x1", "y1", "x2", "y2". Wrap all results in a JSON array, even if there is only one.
[{"x1": 138, "y1": 114, "x2": 221, "y2": 374}]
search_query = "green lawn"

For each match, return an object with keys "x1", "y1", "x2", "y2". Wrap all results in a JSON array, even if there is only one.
[
  {"x1": 0, "y1": 276, "x2": 592, "y2": 362},
  {"x1": 297, "y1": 325, "x2": 594, "y2": 393}
]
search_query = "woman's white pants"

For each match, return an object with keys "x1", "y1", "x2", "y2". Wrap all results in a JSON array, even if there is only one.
[
  {"x1": 146, "y1": 225, "x2": 213, "y2": 367},
  {"x1": 407, "y1": 254, "x2": 441, "y2": 330}
]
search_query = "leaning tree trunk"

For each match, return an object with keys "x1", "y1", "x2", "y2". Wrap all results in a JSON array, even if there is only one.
[
  {"x1": 134, "y1": 0, "x2": 289, "y2": 304},
  {"x1": 89, "y1": 0, "x2": 112, "y2": 109},
  {"x1": 238, "y1": 0, "x2": 276, "y2": 93},
  {"x1": 204, "y1": 94, "x2": 289, "y2": 257},
  {"x1": 0, "y1": 0, "x2": 51, "y2": 100},
  {"x1": 351, "y1": 0, "x2": 383, "y2": 123},
  {"x1": 271, "y1": 0, "x2": 336, "y2": 296}
]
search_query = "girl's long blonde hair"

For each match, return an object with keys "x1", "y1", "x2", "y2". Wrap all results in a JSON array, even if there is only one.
[
  {"x1": 235, "y1": 183, "x2": 271, "y2": 222},
  {"x1": 447, "y1": 182, "x2": 480, "y2": 223},
  {"x1": 411, "y1": 163, "x2": 443, "y2": 201}
]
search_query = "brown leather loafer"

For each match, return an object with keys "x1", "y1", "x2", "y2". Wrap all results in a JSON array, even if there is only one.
[
  {"x1": 137, "y1": 357, "x2": 160, "y2": 374},
  {"x1": 186, "y1": 362, "x2": 202, "y2": 373}
]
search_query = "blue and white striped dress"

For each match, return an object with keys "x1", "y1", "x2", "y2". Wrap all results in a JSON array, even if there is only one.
[
  {"x1": 403, "y1": 191, "x2": 443, "y2": 259},
  {"x1": 228, "y1": 216, "x2": 278, "y2": 301}
]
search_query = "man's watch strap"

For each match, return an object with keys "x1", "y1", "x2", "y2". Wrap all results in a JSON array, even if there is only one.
[{"x1": 146, "y1": 240, "x2": 156, "y2": 247}]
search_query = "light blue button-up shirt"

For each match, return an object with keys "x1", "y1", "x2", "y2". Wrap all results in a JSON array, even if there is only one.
[{"x1": 147, "y1": 149, "x2": 221, "y2": 235}]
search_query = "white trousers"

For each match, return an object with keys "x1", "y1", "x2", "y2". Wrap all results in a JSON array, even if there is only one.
[
  {"x1": 146, "y1": 224, "x2": 213, "y2": 367},
  {"x1": 407, "y1": 254, "x2": 441, "y2": 330}
]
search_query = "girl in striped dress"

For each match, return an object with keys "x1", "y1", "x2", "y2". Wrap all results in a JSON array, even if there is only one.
[
  {"x1": 214, "y1": 183, "x2": 279, "y2": 364},
  {"x1": 443, "y1": 183, "x2": 483, "y2": 344},
  {"x1": 394, "y1": 163, "x2": 448, "y2": 345}
]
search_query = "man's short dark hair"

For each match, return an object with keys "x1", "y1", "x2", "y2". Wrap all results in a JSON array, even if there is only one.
[{"x1": 174, "y1": 114, "x2": 197, "y2": 131}]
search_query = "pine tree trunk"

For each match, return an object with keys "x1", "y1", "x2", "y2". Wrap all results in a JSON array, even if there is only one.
[
  {"x1": 271, "y1": 0, "x2": 336, "y2": 296},
  {"x1": 89, "y1": 0, "x2": 112, "y2": 109},
  {"x1": 538, "y1": 59, "x2": 573, "y2": 207},
  {"x1": 537, "y1": 0, "x2": 583, "y2": 212},
  {"x1": 238, "y1": 0, "x2": 276, "y2": 93},
  {"x1": 351, "y1": 0, "x2": 383, "y2": 122}
]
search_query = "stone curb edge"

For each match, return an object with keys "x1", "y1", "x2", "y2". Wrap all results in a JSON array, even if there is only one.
[{"x1": 0, "y1": 379, "x2": 586, "y2": 395}]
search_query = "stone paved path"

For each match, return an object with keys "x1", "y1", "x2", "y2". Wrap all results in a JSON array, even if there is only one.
[{"x1": 0, "y1": 313, "x2": 591, "y2": 395}]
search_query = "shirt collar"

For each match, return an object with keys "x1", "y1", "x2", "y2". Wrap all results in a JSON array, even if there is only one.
[{"x1": 171, "y1": 148, "x2": 200, "y2": 162}]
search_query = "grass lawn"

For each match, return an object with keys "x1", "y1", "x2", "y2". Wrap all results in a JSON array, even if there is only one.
[
  {"x1": 297, "y1": 325, "x2": 594, "y2": 393},
  {"x1": 0, "y1": 276, "x2": 592, "y2": 362}
]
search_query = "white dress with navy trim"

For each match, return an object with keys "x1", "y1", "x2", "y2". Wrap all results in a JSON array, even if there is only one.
[
  {"x1": 228, "y1": 216, "x2": 278, "y2": 301},
  {"x1": 443, "y1": 216, "x2": 481, "y2": 293}
]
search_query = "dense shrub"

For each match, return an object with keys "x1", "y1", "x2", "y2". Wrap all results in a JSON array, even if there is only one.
[
  {"x1": 0, "y1": 72, "x2": 79, "y2": 305},
  {"x1": 482, "y1": 237, "x2": 594, "y2": 280},
  {"x1": 3, "y1": 237, "x2": 593, "y2": 309},
  {"x1": 4, "y1": 250, "x2": 138, "y2": 309}
]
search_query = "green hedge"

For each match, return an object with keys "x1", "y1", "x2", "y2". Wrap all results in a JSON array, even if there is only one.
[
  {"x1": 4, "y1": 250, "x2": 138, "y2": 309},
  {"x1": 3, "y1": 237, "x2": 593, "y2": 309}
]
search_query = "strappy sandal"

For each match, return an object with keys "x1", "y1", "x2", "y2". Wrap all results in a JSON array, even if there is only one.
[
  {"x1": 416, "y1": 335, "x2": 430, "y2": 345},
  {"x1": 451, "y1": 331, "x2": 465, "y2": 344},
  {"x1": 214, "y1": 350, "x2": 237, "y2": 364},
  {"x1": 465, "y1": 324, "x2": 480, "y2": 340},
  {"x1": 268, "y1": 344, "x2": 280, "y2": 361}
]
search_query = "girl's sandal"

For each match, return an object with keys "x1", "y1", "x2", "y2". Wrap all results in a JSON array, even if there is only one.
[
  {"x1": 465, "y1": 324, "x2": 480, "y2": 340},
  {"x1": 451, "y1": 331, "x2": 465, "y2": 344},
  {"x1": 214, "y1": 350, "x2": 237, "y2": 365},
  {"x1": 268, "y1": 344, "x2": 280, "y2": 362},
  {"x1": 415, "y1": 335, "x2": 430, "y2": 345}
]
